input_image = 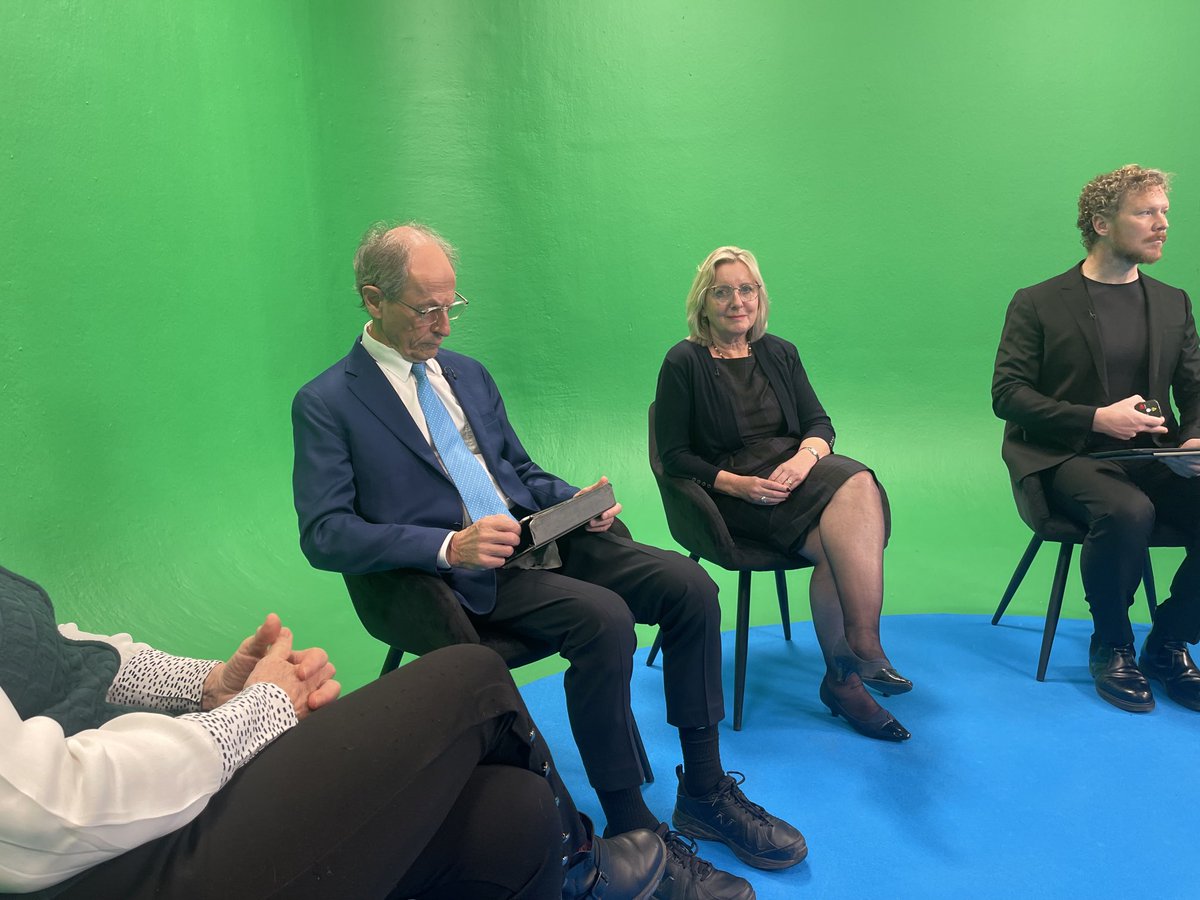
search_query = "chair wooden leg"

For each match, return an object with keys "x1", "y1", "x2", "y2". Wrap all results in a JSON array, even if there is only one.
[
  {"x1": 1036, "y1": 543, "x2": 1074, "y2": 682},
  {"x1": 774, "y1": 569, "x2": 792, "y2": 641},
  {"x1": 646, "y1": 629, "x2": 664, "y2": 667},
  {"x1": 631, "y1": 717, "x2": 654, "y2": 784},
  {"x1": 1142, "y1": 550, "x2": 1158, "y2": 621},
  {"x1": 733, "y1": 570, "x2": 752, "y2": 731},
  {"x1": 993, "y1": 535, "x2": 1044, "y2": 625},
  {"x1": 380, "y1": 646, "x2": 404, "y2": 677}
]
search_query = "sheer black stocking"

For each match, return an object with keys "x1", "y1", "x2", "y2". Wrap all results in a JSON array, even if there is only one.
[{"x1": 798, "y1": 471, "x2": 894, "y2": 719}]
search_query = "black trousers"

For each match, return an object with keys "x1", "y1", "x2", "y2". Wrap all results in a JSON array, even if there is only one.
[
  {"x1": 31, "y1": 645, "x2": 586, "y2": 900},
  {"x1": 475, "y1": 529, "x2": 724, "y2": 792},
  {"x1": 1046, "y1": 456, "x2": 1200, "y2": 645}
]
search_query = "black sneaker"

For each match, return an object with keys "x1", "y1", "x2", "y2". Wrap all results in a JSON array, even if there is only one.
[
  {"x1": 651, "y1": 825, "x2": 755, "y2": 900},
  {"x1": 671, "y1": 767, "x2": 806, "y2": 870}
]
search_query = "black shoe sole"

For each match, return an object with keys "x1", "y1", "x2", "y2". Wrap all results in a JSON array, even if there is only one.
[
  {"x1": 671, "y1": 811, "x2": 808, "y2": 871},
  {"x1": 1094, "y1": 684, "x2": 1155, "y2": 713},
  {"x1": 1140, "y1": 667, "x2": 1200, "y2": 712},
  {"x1": 860, "y1": 676, "x2": 913, "y2": 697}
]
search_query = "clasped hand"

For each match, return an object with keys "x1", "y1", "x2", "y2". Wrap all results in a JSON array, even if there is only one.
[
  {"x1": 727, "y1": 449, "x2": 819, "y2": 506},
  {"x1": 203, "y1": 613, "x2": 341, "y2": 719}
]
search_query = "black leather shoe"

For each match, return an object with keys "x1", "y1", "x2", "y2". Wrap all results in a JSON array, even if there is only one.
[
  {"x1": 819, "y1": 676, "x2": 910, "y2": 742},
  {"x1": 1140, "y1": 636, "x2": 1200, "y2": 712},
  {"x1": 563, "y1": 827, "x2": 667, "y2": 900},
  {"x1": 1089, "y1": 638, "x2": 1154, "y2": 713},
  {"x1": 671, "y1": 766, "x2": 806, "y2": 870},
  {"x1": 650, "y1": 825, "x2": 755, "y2": 900},
  {"x1": 831, "y1": 638, "x2": 913, "y2": 696},
  {"x1": 857, "y1": 662, "x2": 913, "y2": 697}
]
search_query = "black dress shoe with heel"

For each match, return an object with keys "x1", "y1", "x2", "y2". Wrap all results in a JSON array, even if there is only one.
[
  {"x1": 1139, "y1": 636, "x2": 1200, "y2": 711},
  {"x1": 819, "y1": 676, "x2": 910, "y2": 742},
  {"x1": 1089, "y1": 637, "x2": 1154, "y2": 713},
  {"x1": 832, "y1": 638, "x2": 913, "y2": 696},
  {"x1": 856, "y1": 661, "x2": 913, "y2": 696}
]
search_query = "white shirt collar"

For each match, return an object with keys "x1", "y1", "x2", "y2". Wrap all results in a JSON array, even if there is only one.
[{"x1": 360, "y1": 323, "x2": 443, "y2": 380}]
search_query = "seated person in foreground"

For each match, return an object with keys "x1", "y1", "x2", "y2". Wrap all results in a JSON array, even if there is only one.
[
  {"x1": 0, "y1": 564, "x2": 664, "y2": 899},
  {"x1": 992, "y1": 163, "x2": 1200, "y2": 713},
  {"x1": 292, "y1": 222, "x2": 807, "y2": 900},
  {"x1": 654, "y1": 245, "x2": 912, "y2": 743}
]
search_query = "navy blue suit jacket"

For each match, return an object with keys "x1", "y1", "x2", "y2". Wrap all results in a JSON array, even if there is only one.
[{"x1": 291, "y1": 338, "x2": 578, "y2": 612}]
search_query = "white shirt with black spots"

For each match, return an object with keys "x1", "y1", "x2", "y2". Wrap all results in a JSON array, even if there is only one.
[{"x1": 0, "y1": 624, "x2": 299, "y2": 893}]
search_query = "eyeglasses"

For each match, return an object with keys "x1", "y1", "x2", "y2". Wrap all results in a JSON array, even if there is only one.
[
  {"x1": 394, "y1": 291, "x2": 470, "y2": 321},
  {"x1": 707, "y1": 283, "x2": 760, "y2": 303}
]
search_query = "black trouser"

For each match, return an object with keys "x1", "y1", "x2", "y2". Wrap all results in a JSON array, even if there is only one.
[
  {"x1": 1046, "y1": 456, "x2": 1200, "y2": 645},
  {"x1": 475, "y1": 529, "x2": 724, "y2": 792},
  {"x1": 32, "y1": 645, "x2": 586, "y2": 900}
]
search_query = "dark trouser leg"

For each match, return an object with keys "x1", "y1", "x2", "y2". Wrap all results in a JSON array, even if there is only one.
[
  {"x1": 395, "y1": 765, "x2": 564, "y2": 900},
  {"x1": 478, "y1": 531, "x2": 723, "y2": 792},
  {"x1": 483, "y1": 564, "x2": 643, "y2": 791},
  {"x1": 559, "y1": 531, "x2": 724, "y2": 731},
  {"x1": 45, "y1": 645, "x2": 582, "y2": 900},
  {"x1": 1046, "y1": 457, "x2": 1155, "y2": 645},
  {"x1": 1125, "y1": 462, "x2": 1200, "y2": 642},
  {"x1": 559, "y1": 531, "x2": 727, "y2": 800}
]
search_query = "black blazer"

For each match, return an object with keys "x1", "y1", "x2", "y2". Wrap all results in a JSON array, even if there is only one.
[
  {"x1": 654, "y1": 334, "x2": 835, "y2": 488},
  {"x1": 992, "y1": 263, "x2": 1200, "y2": 481}
]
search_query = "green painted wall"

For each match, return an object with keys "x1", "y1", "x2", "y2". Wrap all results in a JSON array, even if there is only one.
[{"x1": 3, "y1": 0, "x2": 1198, "y2": 690}]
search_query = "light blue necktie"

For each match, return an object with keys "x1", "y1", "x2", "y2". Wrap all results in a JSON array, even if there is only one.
[{"x1": 411, "y1": 363, "x2": 514, "y2": 523}]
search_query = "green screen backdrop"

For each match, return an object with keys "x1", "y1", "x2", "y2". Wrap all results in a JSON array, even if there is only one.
[{"x1": 3, "y1": 0, "x2": 1198, "y2": 690}]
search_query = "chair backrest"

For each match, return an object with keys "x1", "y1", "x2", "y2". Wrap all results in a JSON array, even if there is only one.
[
  {"x1": 344, "y1": 569, "x2": 479, "y2": 658},
  {"x1": 648, "y1": 402, "x2": 739, "y2": 563},
  {"x1": 648, "y1": 402, "x2": 805, "y2": 571}
]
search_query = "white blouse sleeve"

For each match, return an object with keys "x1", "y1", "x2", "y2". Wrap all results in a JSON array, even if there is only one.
[{"x1": 0, "y1": 630, "x2": 298, "y2": 893}]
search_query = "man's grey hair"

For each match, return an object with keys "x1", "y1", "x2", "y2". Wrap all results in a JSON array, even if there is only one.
[{"x1": 353, "y1": 221, "x2": 458, "y2": 308}]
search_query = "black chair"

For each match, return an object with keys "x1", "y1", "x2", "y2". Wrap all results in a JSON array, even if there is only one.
[
  {"x1": 991, "y1": 473, "x2": 1182, "y2": 681},
  {"x1": 346, "y1": 520, "x2": 654, "y2": 784},
  {"x1": 646, "y1": 402, "x2": 811, "y2": 730}
]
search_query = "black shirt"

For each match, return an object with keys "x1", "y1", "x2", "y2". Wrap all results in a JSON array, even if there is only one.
[{"x1": 1084, "y1": 276, "x2": 1152, "y2": 450}]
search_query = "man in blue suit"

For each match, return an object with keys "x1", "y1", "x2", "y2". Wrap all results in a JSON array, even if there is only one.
[{"x1": 292, "y1": 223, "x2": 806, "y2": 900}]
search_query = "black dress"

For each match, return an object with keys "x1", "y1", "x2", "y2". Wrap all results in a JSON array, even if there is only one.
[{"x1": 655, "y1": 337, "x2": 889, "y2": 555}]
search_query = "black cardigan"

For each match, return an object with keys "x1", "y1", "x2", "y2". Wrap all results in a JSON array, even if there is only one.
[{"x1": 653, "y1": 335, "x2": 835, "y2": 488}]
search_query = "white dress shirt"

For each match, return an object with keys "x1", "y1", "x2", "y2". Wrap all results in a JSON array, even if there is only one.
[{"x1": 361, "y1": 324, "x2": 519, "y2": 568}]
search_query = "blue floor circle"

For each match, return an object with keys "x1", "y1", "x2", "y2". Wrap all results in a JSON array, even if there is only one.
[{"x1": 518, "y1": 614, "x2": 1199, "y2": 899}]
